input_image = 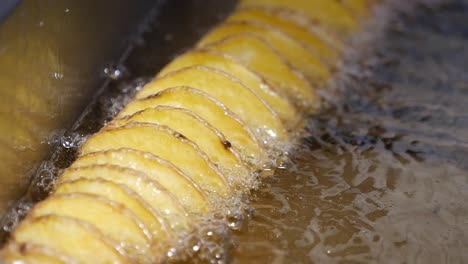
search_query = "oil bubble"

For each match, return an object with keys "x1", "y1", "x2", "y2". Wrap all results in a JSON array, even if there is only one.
[
  {"x1": 103, "y1": 64, "x2": 127, "y2": 80},
  {"x1": 60, "y1": 132, "x2": 85, "y2": 149}
]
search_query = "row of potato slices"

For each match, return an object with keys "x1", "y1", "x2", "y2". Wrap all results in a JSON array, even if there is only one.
[{"x1": 2, "y1": 1, "x2": 377, "y2": 263}]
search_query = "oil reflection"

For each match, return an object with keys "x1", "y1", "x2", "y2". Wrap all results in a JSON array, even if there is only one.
[{"x1": 0, "y1": 0, "x2": 155, "y2": 218}]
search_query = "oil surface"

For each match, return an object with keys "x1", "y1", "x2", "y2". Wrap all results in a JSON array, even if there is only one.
[{"x1": 231, "y1": 1, "x2": 468, "y2": 263}]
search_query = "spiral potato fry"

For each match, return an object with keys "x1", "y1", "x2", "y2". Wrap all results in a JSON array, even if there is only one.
[{"x1": 0, "y1": 0, "x2": 378, "y2": 263}]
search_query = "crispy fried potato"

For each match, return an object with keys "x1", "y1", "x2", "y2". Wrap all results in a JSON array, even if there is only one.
[
  {"x1": 338, "y1": 0, "x2": 376, "y2": 18},
  {"x1": 71, "y1": 149, "x2": 209, "y2": 213},
  {"x1": 59, "y1": 165, "x2": 189, "y2": 233},
  {"x1": 119, "y1": 87, "x2": 265, "y2": 167},
  {"x1": 109, "y1": 106, "x2": 250, "y2": 180},
  {"x1": 198, "y1": 21, "x2": 331, "y2": 84},
  {"x1": 256, "y1": 7, "x2": 347, "y2": 52},
  {"x1": 54, "y1": 179, "x2": 165, "y2": 239},
  {"x1": 202, "y1": 34, "x2": 319, "y2": 110},
  {"x1": 1, "y1": 0, "x2": 377, "y2": 261},
  {"x1": 237, "y1": 0, "x2": 357, "y2": 34},
  {"x1": 136, "y1": 66, "x2": 288, "y2": 144},
  {"x1": 158, "y1": 50, "x2": 298, "y2": 125},
  {"x1": 0, "y1": 243, "x2": 76, "y2": 264},
  {"x1": 28, "y1": 193, "x2": 152, "y2": 261},
  {"x1": 226, "y1": 8, "x2": 340, "y2": 63},
  {"x1": 12, "y1": 215, "x2": 129, "y2": 263},
  {"x1": 79, "y1": 123, "x2": 231, "y2": 197}
]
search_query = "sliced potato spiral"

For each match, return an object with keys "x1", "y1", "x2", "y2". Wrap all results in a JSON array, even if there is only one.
[{"x1": 1, "y1": 0, "x2": 378, "y2": 263}]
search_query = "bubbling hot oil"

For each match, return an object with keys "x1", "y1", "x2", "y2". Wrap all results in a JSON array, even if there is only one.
[{"x1": 228, "y1": 1, "x2": 468, "y2": 263}]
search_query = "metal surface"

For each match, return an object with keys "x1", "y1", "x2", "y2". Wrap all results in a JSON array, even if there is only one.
[
  {"x1": 0, "y1": 0, "x2": 20, "y2": 23},
  {"x1": 0, "y1": 0, "x2": 158, "y2": 219}
]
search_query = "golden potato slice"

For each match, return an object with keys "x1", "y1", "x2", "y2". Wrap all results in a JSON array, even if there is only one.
[
  {"x1": 158, "y1": 50, "x2": 298, "y2": 125},
  {"x1": 54, "y1": 179, "x2": 165, "y2": 239},
  {"x1": 109, "y1": 107, "x2": 251, "y2": 184},
  {"x1": 2, "y1": 252, "x2": 66, "y2": 264},
  {"x1": 119, "y1": 87, "x2": 264, "y2": 167},
  {"x1": 28, "y1": 193, "x2": 151, "y2": 262},
  {"x1": 198, "y1": 22, "x2": 330, "y2": 84},
  {"x1": 237, "y1": 0, "x2": 358, "y2": 34},
  {"x1": 1, "y1": 252, "x2": 66, "y2": 264},
  {"x1": 338, "y1": 0, "x2": 375, "y2": 18},
  {"x1": 259, "y1": 7, "x2": 347, "y2": 52},
  {"x1": 12, "y1": 215, "x2": 129, "y2": 263},
  {"x1": 226, "y1": 8, "x2": 340, "y2": 63},
  {"x1": 80, "y1": 123, "x2": 231, "y2": 197},
  {"x1": 135, "y1": 66, "x2": 287, "y2": 144},
  {"x1": 1, "y1": 243, "x2": 76, "y2": 264},
  {"x1": 59, "y1": 165, "x2": 189, "y2": 232},
  {"x1": 70, "y1": 149, "x2": 208, "y2": 214},
  {"x1": 202, "y1": 34, "x2": 318, "y2": 109}
]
